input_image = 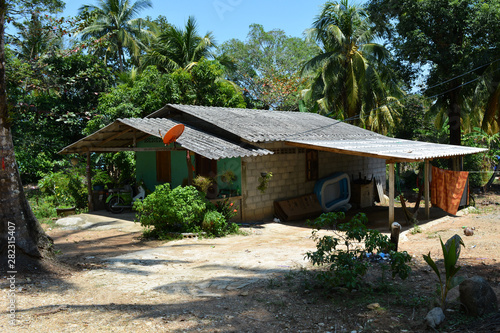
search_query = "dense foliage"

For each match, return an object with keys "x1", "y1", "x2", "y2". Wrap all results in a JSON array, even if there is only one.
[
  {"x1": 306, "y1": 212, "x2": 412, "y2": 291},
  {"x1": 3, "y1": 0, "x2": 499, "y2": 195},
  {"x1": 218, "y1": 24, "x2": 318, "y2": 110},
  {"x1": 134, "y1": 184, "x2": 239, "y2": 238},
  {"x1": 367, "y1": 0, "x2": 500, "y2": 145},
  {"x1": 85, "y1": 60, "x2": 245, "y2": 134},
  {"x1": 8, "y1": 52, "x2": 114, "y2": 182},
  {"x1": 38, "y1": 167, "x2": 88, "y2": 209},
  {"x1": 142, "y1": 16, "x2": 216, "y2": 72},
  {"x1": 302, "y1": 0, "x2": 403, "y2": 134}
]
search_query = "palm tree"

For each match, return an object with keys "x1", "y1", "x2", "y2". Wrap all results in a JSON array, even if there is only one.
[
  {"x1": 478, "y1": 60, "x2": 500, "y2": 135},
  {"x1": 79, "y1": 0, "x2": 154, "y2": 72},
  {"x1": 142, "y1": 16, "x2": 216, "y2": 72},
  {"x1": 302, "y1": 0, "x2": 401, "y2": 132}
]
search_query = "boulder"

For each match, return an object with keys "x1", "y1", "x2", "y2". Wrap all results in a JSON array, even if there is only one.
[
  {"x1": 459, "y1": 276, "x2": 498, "y2": 317},
  {"x1": 425, "y1": 307, "x2": 445, "y2": 328}
]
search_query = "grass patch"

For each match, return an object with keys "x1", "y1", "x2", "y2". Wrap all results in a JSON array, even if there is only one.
[{"x1": 410, "y1": 224, "x2": 422, "y2": 235}]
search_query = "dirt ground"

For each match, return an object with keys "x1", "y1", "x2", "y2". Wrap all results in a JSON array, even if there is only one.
[{"x1": 2, "y1": 193, "x2": 500, "y2": 332}]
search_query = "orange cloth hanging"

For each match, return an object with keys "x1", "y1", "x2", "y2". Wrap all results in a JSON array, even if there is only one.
[{"x1": 430, "y1": 166, "x2": 469, "y2": 215}]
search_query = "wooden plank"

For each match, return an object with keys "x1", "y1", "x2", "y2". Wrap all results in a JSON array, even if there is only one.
[
  {"x1": 375, "y1": 176, "x2": 385, "y2": 205},
  {"x1": 156, "y1": 151, "x2": 171, "y2": 183},
  {"x1": 87, "y1": 147, "x2": 181, "y2": 152},
  {"x1": 86, "y1": 150, "x2": 93, "y2": 212},
  {"x1": 274, "y1": 193, "x2": 323, "y2": 222},
  {"x1": 389, "y1": 163, "x2": 395, "y2": 229},
  {"x1": 425, "y1": 159, "x2": 430, "y2": 219},
  {"x1": 98, "y1": 128, "x2": 132, "y2": 146}
]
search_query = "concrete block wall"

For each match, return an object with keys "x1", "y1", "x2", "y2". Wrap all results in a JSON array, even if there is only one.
[{"x1": 240, "y1": 142, "x2": 386, "y2": 222}]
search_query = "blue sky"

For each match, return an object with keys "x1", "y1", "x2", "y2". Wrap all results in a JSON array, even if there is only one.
[{"x1": 62, "y1": 0, "x2": 367, "y2": 43}]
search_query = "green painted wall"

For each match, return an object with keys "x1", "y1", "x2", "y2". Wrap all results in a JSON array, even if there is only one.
[
  {"x1": 171, "y1": 151, "x2": 189, "y2": 188},
  {"x1": 217, "y1": 158, "x2": 241, "y2": 195},
  {"x1": 136, "y1": 151, "x2": 157, "y2": 192},
  {"x1": 136, "y1": 138, "x2": 171, "y2": 192},
  {"x1": 136, "y1": 137, "x2": 242, "y2": 196}
]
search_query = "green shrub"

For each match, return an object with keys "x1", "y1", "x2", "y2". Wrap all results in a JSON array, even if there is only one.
[
  {"x1": 213, "y1": 198, "x2": 238, "y2": 221},
  {"x1": 28, "y1": 194, "x2": 57, "y2": 220},
  {"x1": 462, "y1": 129, "x2": 500, "y2": 188},
  {"x1": 134, "y1": 184, "x2": 207, "y2": 233},
  {"x1": 202, "y1": 210, "x2": 239, "y2": 237},
  {"x1": 306, "y1": 212, "x2": 412, "y2": 291},
  {"x1": 38, "y1": 168, "x2": 88, "y2": 209}
]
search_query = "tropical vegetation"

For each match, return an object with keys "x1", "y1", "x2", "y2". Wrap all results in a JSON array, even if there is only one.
[
  {"x1": 302, "y1": 0, "x2": 403, "y2": 134},
  {"x1": 133, "y1": 183, "x2": 239, "y2": 238},
  {"x1": 78, "y1": 0, "x2": 155, "y2": 71},
  {"x1": 1, "y1": 0, "x2": 500, "y2": 270}
]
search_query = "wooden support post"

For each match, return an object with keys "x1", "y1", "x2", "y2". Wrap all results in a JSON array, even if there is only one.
[
  {"x1": 425, "y1": 159, "x2": 430, "y2": 220},
  {"x1": 390, "y1": 222, "x2": 402, "y2": 252},
  {"x1": 186, "y1": 150, "x2": 193, "y2": 186},
  {"x1": 389, "y1": 163, "x2": 395, "y2": 229},
  {"x1": 86, "y1": 151, "x2": 93, "y2": 211}
]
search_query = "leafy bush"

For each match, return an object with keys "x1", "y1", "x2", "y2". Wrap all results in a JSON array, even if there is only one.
[
  {"x1": 26, "y1": 188, "x2": 57, "y2": 221},
  {"x1": 92, "y1": 169, "x2": 113, "y2": 187},
  {"x1": 134, "y1": 184, "x2": 207, "y2": 234},
  {"x1": 38, "y1": 168, "x2": 88, "y2": 209},
  {"x1": 306, "y1": 212, "x2": 411, "y2": 291},
  {"x1": 462, "y1": 128, "x2": 500, "y2": 188},
  {"x1": 202, "y1": 210, "x2": 239, "y2": 237},
  {"x1": 135, "y1": 184, "x2": 240, "y2": 239},
  {"x1": 213, "y1": 198, "x2": 238, "y2": 221}
]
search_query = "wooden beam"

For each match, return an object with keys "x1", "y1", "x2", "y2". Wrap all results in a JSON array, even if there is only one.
[
  {"x1": 136, "y1": 133, "x2": 151, "y2": 143},
  {"x1": 389, "y1": 163, "x2": 395, "y2": 230},
  {"x1": 64, "y1": 147, "x2": 183, "y2": 154},
  {"x1": 425, "y1": 159, "x2": 430, "y2": 219},
  {"x1": 86, "y1": 150, "x2": 93, "y2": 212},
  {"x1": 98, "y1": 128, "x2": 132, "y2": 146},
  {"x1": 186, "y1": 150, "x2": 193, "y2": 186}
]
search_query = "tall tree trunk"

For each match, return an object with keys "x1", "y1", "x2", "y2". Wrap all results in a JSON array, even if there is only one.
[
  {"x1": 448, "y1": 85, "x2": 462, "y2": 171},
  {"x1": 0, "y1": 0, "x2": 53, "y2": 272},
  {"x1": 117, "y1": 39, "x2": 125, "y2": 73},
  {"x1": 448, "y1": 87, "x2": 462, "y2": 146}
]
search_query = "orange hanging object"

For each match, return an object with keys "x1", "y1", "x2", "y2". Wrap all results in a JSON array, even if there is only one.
[{"x1": 162, "y1": 124, "x2": 185, "y2": 145}]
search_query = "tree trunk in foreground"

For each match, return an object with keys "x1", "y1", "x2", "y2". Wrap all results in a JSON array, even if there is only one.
[{"x1": 0, "y1": 0, "x2": 53, "y2": 273}]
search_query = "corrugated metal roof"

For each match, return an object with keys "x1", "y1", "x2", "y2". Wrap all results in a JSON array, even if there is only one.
[
  {"x1": 287, "y1": 138, "x2": 488, "y2": 162},
  {"x1": 149, "y1": 104, "x2": 488, "y2": 162},
  {"x1": 59, "y1": 118, "x2": 272, "y2": 159},
  {"x1": 60, "y1": 103, "x2": 488, "y2": 162},
  {"x1": 149, "y1": 104, "x2": 381, "y2": 142}
]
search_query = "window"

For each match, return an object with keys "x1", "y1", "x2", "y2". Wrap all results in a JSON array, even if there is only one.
[
  {"x1": 156, "y1": 151, "x2": 171, "y2": 183},
  {"x1": 195, "y1": 154, "x2": 217, "y2": 178},
  {"x1": 306, "y1": 149, "x2": 318, "y2": 181}
]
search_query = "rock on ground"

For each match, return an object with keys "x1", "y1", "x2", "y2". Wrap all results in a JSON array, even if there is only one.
[
  {"x1": 459, "y1": 276, "x2": 499, "y2": 317},
  {"x1": 426, "y1": 307, "x2": 445, "y2": 328}
]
